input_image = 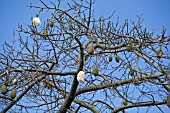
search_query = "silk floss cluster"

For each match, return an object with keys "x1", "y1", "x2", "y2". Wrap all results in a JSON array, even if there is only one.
[
  {"x1": 32, "y1": 17, "x2": 41, "y2": 26},
  {"x1": 77, "y1": 71, "x2": 85, "y2": 82}
]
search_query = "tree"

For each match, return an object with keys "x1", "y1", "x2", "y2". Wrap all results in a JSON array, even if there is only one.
[{"x1": 0, "y1": 0, "x2": 170, "y2": 113}]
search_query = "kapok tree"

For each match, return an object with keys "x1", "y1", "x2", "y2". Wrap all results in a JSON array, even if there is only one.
[{"x1": 0, "y1": 0, "x2": 170, "y2": 113}]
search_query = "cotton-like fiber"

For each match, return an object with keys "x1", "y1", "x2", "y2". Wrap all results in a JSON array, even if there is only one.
[{"x1": 77, "y1": 71, "x2": 85, "y2": 82}]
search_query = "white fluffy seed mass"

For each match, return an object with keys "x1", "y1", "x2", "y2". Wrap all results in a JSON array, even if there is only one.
[
  {"x1": 32, "y1": 17, "x2": 41, "y2": 26},
  {"x1": 77, "y1": 71, "x2": 85, "y2": 82},
  {"x1": 12, "y1": 79, "x2": 17, "y2": 84}
]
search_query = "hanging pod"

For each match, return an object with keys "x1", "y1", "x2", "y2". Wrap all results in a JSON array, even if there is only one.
[
  {"x1": 122, "y1": 100, "x2": 128, "y2": 106},
  {"x1": 4, "y1": 79, "x2": 9, "y2": 86},
  {"x1": 93, "y1": 65, "x2": 98, "y2": 76},
  {"x1": 126, "y1": 44, "x2": 133, "y2": 52},
  {"x1": 11, "y1": 88, "x2": 17, "y2": 99},
  {"x1": 109, "y1": 55, "x2": 113, "y2": 62},
  {"x1": 87, "y1": 45, "x2": 94, "y2": 55},
  {"x1": 49, "y1": 19, "x2": 54, "y2": 27},
  {"x1": 115, "y1": 55, "x2": 120, "y2": 63},
  {"x1": 156, "y1": 49, "x2": 163, "y2": 58},
  {"x1": 130, "y1": 69, "x2": 134, "y2": 76},
  {"x1": 1, "y1": 85, "x2": 8, "y2": 95},
  {"x1": 43, "y1": 29, "x2": 48, "y2": 39}
]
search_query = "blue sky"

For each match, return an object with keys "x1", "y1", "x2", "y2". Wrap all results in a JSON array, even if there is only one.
[
  {"x1": 0, "y1": 0, "x2": 170, "y2": 48},
  {"x1": 0, "y1": 0, "x2": 170, "y2": 112}
]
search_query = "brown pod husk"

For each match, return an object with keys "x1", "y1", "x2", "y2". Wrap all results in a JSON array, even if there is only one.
[
  {"x1": 87, "y1": 45, "x2": 94, "y2": 55},
  {"x1": 167, "y1": 93, "x2": 170, "y2": 108},
  {"x1": 156, "y1": 49, "x2": 163, "y2": 58}
]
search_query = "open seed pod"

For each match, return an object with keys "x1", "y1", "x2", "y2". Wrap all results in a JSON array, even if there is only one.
[
  {"x1": 77, "y1": 71, "x2": 85, "y2": 82},
  {"x1": 32, "y1": 17, "x2": 41, "y2": 26},
  {"x1": 12, "y1": 79, "x2": 17, "y2": 85}
]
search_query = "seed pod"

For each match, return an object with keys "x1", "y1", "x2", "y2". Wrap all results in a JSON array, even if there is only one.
[
  {"x1": 156, "y1": 49, "x2": 163, "y2": 58},
  {"x1": 126, "y1": 44, "x2": 133, "y2": 52},
  {"x1": 43, "y1": 80, "x2": 52, "y2": 89},
  {"x1": 87, "y1": 45, "x2": 94, "y2": 55},
  {"x1": 167, "y1": 93, "x2": 170, "y2": 108},
  {"x1": 43, "y1": 29, "x2": 48, "y2": 39},
  {"x1": 109, "y1": 56, "x2": 113, "y2": 62},
  {"x1": 43, "y1": 81, "x2": 47, "y2": 88},
  {"x1": 36, "y1": 14, "x2": 39, "y2": 17},
  {"x1": 122, "y1": 100, "x2": 128, "y2": 106},
  {"x1": 130, "y1": 69, "x2": 134, "y2": 76},
  {"x1": 134, "y1": 79, "x2": 140, "y2": 86},
  {"x1": 77, "y1": 53, "x2": 81, "y2": 62},
  {"x1": 11, "y1": 89, "x2": 17, "y2": 99},
  {"x1": 1, "y1": 85, "x2": 7, "y2": 95},
  {"x1": 93, "y1": 65, "x2": 98, "y2": 76},
  {"x1": 46, "y1": 83, "x2": 52, "y2": 89},
  {"x1": 49, "y1": 19, "x2": 54, "y2": 27},
  {"x1": 4, "y1": 79, "x2": 8, "y2": 86},
  {"x1": 69, "y1": 24, "x2": 73, "y2": 30},
  {"x1": 115, "y1": 55, "x2": 120, "y2": 63}
]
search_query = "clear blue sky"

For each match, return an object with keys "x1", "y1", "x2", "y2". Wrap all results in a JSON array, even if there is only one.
[
  {"x1": 0, "y1": 0, "x2": 170, "y2": 112},
  {"x1": 0, "y1": 0, "x2": 170, "y2": 48}
]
